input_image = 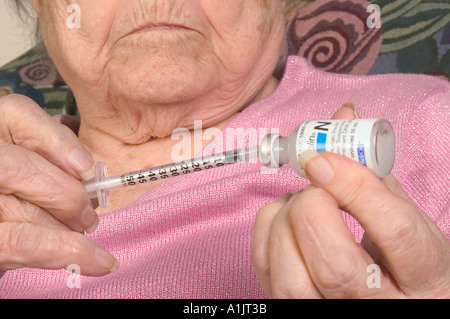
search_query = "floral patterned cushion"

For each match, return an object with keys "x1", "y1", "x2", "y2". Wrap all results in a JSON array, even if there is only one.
[{"x1": 1, "y1": 0, "x2": 449, "y2": 115}]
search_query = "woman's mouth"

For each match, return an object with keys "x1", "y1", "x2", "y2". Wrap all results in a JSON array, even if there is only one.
[{"x1": 132, "y1": 23, "x2": 191, "y2": 34}]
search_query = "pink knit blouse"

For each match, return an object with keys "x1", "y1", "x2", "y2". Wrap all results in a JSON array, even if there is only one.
[{"x1": 1, "y1": 56, "x2": 449, "y2": 298}]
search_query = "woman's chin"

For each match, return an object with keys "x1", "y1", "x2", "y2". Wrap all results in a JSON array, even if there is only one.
[{"x1": 110, "y1": 68, "x2": 218, "y2": 105}]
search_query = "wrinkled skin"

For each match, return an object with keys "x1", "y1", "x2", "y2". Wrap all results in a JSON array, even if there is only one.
[
  {"x1": 0, "y1": 1, "x2": 448, "y2": 299},
  {"x1": 0, "y1": 0, "x2": 285, "y2": 276}
]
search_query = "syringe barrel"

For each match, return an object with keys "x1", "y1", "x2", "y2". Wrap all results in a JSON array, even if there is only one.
[
  {"x1": 119, "y1": 152, "x2": 234, "y2": 188},
  {"x1": 83, "y1": 150, "x2": 251, "y2": 208}
]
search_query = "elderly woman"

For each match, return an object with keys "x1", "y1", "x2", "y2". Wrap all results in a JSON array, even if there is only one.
[{"x1": 0, "y1": 0, "x2": 449, "y2": 298}]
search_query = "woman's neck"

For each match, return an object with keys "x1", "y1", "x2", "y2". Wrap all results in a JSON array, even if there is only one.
[
  {"x1": 76, "y1": 76, "x2": 279, "y2": 213},
  {"x1": 79, "y1": 112, "x2": 238, "y2": 214}
]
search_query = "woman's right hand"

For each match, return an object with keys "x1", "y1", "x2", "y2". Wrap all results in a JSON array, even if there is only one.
[{"x1": 0, "y1": 94, "x2": 118, "y2": 278}]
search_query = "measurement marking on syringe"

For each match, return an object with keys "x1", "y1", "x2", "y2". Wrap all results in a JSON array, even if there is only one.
[{"x1": 120, "y1": 157, "x2": 227, "y2": 187}]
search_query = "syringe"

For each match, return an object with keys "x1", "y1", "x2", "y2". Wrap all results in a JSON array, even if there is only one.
[
  {"x1": 84, "y1": 146, "x2": 260, "y2": 208},
  {"x1": 84, "y1": 118, "x2": 395, "y2": 209}
]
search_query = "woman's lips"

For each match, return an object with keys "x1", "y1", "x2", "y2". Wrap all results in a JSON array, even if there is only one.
[{"x1": 132, "y1": 23, "x2": 190, "y2": 34}]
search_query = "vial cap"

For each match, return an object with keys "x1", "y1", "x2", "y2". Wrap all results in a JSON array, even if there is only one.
[
  {"x1": 260, "y1": 133, "x2": 282, "y2": 168},
  {"x1": 373, "y1": 119, "x2": 396, "y2": 177}
]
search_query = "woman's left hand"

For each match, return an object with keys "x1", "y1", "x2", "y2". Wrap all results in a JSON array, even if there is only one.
[{"x1": 252, "y1": 107, "x2": 450, "y2": 299}]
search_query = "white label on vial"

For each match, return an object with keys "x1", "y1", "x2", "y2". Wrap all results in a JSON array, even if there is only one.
[{"x1": 296, "y1": 119, "x2": 377, "y2": 170}]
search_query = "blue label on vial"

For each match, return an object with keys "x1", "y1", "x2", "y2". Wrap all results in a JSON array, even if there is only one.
[
  {"x1": 357, "y1": 143, "x2": 367, "y2": 166},
  {"x1": 316, "y1": 133, "x2": 327, "y2": 152}
]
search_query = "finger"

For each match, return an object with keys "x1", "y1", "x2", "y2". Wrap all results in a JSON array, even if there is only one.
[
  {"x1": 252, "y1": 193, "x2": 292, "y2": 297},
  {"x1": 0, "y1": 194, "x2": 70, "y2": 231},
  {"x1": 381, "y1": 174, "x2": 441, "y2": 230},
  {"x1": 360, "y1": 232, "x2": 377, "y2": 259},
  {"x1": 298, "y1": 150, "x2": 450, "y2": 293},
  {"x1": 288, "y1": 186, "x2": 398, "y2": 298},
  {"x1": 0, "y1": 94, "x2": 94, "y2": 181},
  {"x1": 268, "y1": 189, "x2": 323, "y2": 298},
  {"x1": 331, "y1": 102, "x2": 359, "y2": 120},
  {"x1": 0, "y1": 143, "x2": 98, "y2": 233},
  {"x1": 0, "y1": 222, "x2": 119, "y2": 276},
  {"x1": 381, "y1": 174, "x2": 410, "y2": 200},
  {"x1": 381, "y1": 174, "x2": 426, "y2": 214}
]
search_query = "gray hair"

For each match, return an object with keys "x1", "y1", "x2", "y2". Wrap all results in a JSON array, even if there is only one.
[
  {"x1": 9, "y1": 0, "x2": 45, "y2": 57},
  {"x1": 9, "y1": 0, "x2": 37, "y2": 28}
]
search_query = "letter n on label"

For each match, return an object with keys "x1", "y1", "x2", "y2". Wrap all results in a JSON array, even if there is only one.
[{"x1": 314, "y1": 122, "x2": 331, "y2": 132}]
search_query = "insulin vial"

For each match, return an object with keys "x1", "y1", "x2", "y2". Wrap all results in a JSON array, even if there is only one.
[{"x1": 260, "y1": 118, "x2": 395, "y2": 178}]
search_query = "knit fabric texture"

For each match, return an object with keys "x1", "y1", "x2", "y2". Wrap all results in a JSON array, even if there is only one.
[{"x1": 1, "y1": 56, "x2": 449, "y2": 298}]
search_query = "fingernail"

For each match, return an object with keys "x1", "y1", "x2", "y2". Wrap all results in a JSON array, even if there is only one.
[
  {"x1": 340, "y1": 102, "x2": 359, "y2": 119},
  {"x1": 95, "y1": 248, "x2": 119, "y2": 273},
  {"x1": 81, "y1": 205, "x2": 98, "y2": 233},
  {"x1": 298, "y1": 150, "x2": 335, "y2": 185},
  {"x1": 68, "y1": 148, "x2": 95, "y2": 181}
]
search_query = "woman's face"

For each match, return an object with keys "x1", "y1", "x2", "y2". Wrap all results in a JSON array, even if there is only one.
[{"x1": 35, "y1": 0, "x2": 285, "y2": 138}]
